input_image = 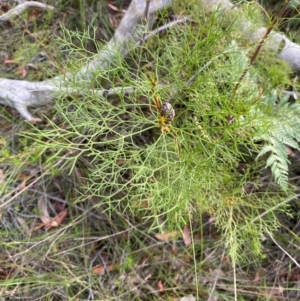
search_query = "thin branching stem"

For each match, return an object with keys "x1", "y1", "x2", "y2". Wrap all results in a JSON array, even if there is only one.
[{"x1": 232, "y1": 0, "x2": 291, "y2": 98}]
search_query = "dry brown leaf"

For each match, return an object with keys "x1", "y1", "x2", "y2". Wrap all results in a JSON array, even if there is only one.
[
  {"x1": 15, "y1": 66, "x2": 27, "y2": 78},
  {"x1": 19, "y1": 178, "x2": 28, "y2": 190},
  {"x1": 93, "y1": 264, "x2": 115, "y2": 275},
  {"x1": 4, "y1": 59, "x2": 16, "y2": 64},
  {"x1": 16, "y1": 173, "x2": 30, "y2": 190},
  {"x1": 32, "y1": 222, "x2": 47, "y2": 232},
  {"x1": 33, "y1": 203, "x2": 68, "y2": 232},
  {"x1": 108, "y1": 3, "x2": 120, "y2": 11},
  {"x1": 157, "y1": 279, "x2": 164, "y2": 292},
  {"x1": 40, "y1": 216, "x2": 51, "y2": 225},
  {"x1": 253, "y1": 271, "x2": 260, "y2": 283},
  {"x1": 222, "y1": 256, "x2": 231, "y2": 264},
  {"x1": 155, "y1": 231, "x2": 179, "y2": 241},
  {"x1": 45, "y1": 209, "x2": 68, "y2": 230},
  {"x1": 0, "y1": 169, "x2": 5, "y2": 184},
  {"x1": 182, "y1": 225, "x2": 191, "y2": 246}
]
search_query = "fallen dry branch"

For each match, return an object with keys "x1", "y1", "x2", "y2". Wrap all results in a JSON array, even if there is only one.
[
  {"x1": 0, "y1": 0, "x2": 173, "y2": 121},
  {"x1": 0, "y1": 0, "x2": 300, "y2": 121},
  {"x1": 0, "y1": 1, "x2": 54, "y2": 22}
]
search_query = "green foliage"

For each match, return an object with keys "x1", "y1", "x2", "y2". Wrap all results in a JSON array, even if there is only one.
[
  {"x1": 2, "y1": 2, "x2": 300, "y2": 301},
  {"x1": 254, "y1": 54, "x2": 292, "y2": 89},
  {"x1": 255, "y1": 93, "x2": 300, "y2": 190},
  {"x1": 22, "y1": 3, "x2": 295, "y2": 265}
]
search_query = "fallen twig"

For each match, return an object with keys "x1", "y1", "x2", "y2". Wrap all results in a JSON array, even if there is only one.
[{"x1": 0, "y1": 1, "x2": 54, "y2": 22}]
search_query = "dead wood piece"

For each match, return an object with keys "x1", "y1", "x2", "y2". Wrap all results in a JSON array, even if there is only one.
[
  {"x1": 0, "y1": 1, "x2": 54, "y2": 22},
  {"x1": 0, "y1": 79, "x2": 57, "y2": 121}
]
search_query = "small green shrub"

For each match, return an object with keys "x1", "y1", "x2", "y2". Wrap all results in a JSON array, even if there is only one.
[{"x1": 24, "y1": 4, "x2": 296, "y2": 264}]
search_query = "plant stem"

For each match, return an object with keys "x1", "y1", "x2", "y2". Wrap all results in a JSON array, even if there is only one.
[{"x1": 231, "y1": 0, "x2": 291, "y2": 99}]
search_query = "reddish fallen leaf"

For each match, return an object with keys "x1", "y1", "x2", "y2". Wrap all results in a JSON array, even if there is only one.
[
  {"x1": 157, "y1": 279, "x2": 164, "y2": 292},
  {"x1": 15, "y1": 66, "x2": 27, "y2": 78},
  {"x1": 33, "y1": 209, "x2": 68, "y2": 232},
  {"x1": 93, "y1": 264, "x2": 115, "y2": 275},
  {"x1": 182, "y1": 225, "x2": 191, "y2": 246},
  {"x1": 18, "y1": 177, "x2": 29, "y2": 190},
  {"x1": 253, "y1": 271, "x2": 260, "y2": 283},
  {"x1": 4, "y1": 59, "x2": 16, "y2": 64},
  {"x1": 155, "y1": 231, "x2": 179, "y2": 241},
  {"x1": 45, "y1": 209, "x2": 68, "y2": 230},
  {"x1": 108, "y1": 3, "x2": 120, "y2": 11},
  {"x1": 222, "y1": 256, "x2": 231, "y2": 264}
]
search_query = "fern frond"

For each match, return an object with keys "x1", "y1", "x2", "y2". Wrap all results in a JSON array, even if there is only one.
[
  {"x1": 257, "y1": 137, "x2": 289, "y2": 190},
  {"x1": 254, "y1": 93, "x2": 300, "y2": 190}
]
